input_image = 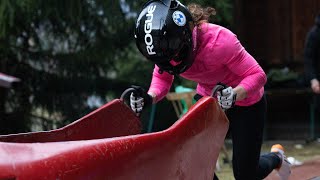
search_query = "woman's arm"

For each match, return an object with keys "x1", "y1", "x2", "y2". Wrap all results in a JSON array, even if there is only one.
[
  {"x1": 304, "y1": 29, "x2": 320, "y2": 93},
  {"x1": 148, "y1": 65, "x2": 174, "y2": 103},
  {"x1": 304, "y1": 30, "x2": 319, "y2": 83},
  {"x1": 233, "y1": 86, "x2": 247, "y2": 101},
  {"x1": 220, "y1": 30, "x2": 267, "y2": 100}
]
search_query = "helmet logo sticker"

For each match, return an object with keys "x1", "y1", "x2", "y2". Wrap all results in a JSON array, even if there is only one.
[
  {"x1": 144, "y1": 5, "x2": 157, "y2": 55},
  {"x1": 172, "y1": 11, "x2": 186, "y2": 26}
]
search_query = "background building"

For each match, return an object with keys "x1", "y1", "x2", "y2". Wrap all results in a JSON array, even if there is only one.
[{"x1": 234, "y1": 0, "x2": 320, "y2": 140}]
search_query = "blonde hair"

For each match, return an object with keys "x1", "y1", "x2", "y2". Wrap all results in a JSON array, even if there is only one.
[{"x1": 187, "y1": 3, "x2": 216, "y2": 26}]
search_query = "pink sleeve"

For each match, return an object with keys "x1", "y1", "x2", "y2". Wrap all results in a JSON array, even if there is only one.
[
  {"x1": 148, "y1": 65, "x2": 174, "y2": 102},
  {"x1": 220, "y1": 30, "x2": 267, "y2": 96}
]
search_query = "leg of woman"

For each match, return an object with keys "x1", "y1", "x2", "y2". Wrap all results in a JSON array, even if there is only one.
[
  {"x1": 213, "y1": 173, "x2": 219, "y2": 180},
  {"x1": 227, "y1": 96, "x2": 266, "y2": 180},
  {"x1": 257, "y1": 152, "x2": 281, "y2": 179},
  {"x1": 315, "y1": 94, "x2": 320, "y2": 138}
]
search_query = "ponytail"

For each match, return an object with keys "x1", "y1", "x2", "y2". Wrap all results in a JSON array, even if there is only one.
[{"x1": 187, "y1": 3, "x2": 216, "y2": 26}]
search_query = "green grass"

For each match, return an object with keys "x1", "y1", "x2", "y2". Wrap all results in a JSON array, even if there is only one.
[{"x1": 215, "y1": 140, "x2": 320, "y2": 179}]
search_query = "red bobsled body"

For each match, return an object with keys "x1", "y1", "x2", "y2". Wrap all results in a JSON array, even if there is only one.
[{"x1": 0, "y1": 97, "x2": 229, "y2": 180}]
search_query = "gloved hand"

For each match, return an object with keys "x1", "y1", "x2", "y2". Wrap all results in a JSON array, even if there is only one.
[
  {"x1": 217, "y1": 86, "x2": 237, "y2": 110},
  {"x1": 130, "y1": 85, "x2": 153, "y2": 115}
]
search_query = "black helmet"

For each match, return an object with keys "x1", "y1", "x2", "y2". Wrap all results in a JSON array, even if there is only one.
[{"x1": 134, "y1": 0, "x2": 194, "y2": 75}]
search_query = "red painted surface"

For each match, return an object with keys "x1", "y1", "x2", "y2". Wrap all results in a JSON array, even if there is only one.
[
  {"x1": 0, "y1": 97, "x2": 229, "y2": 180},
  {"x1": 0, "y1": 99, "x2": 142, "y2": 143}
]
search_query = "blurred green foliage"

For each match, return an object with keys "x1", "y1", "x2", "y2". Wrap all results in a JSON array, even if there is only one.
[{"x1": 0, "y1": 0, "x2": 233, "y2": 134}]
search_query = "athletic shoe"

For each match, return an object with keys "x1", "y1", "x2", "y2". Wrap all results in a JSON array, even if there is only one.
[{"x1": 271, "y1": 144, "x2": 292, "y2": 180}]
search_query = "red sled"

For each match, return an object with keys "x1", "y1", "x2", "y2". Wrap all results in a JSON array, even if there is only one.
[{"x1": 0, "y1": 95, "x2": 229, "y2": 180}]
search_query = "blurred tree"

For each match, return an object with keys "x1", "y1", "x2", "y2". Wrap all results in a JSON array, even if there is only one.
[
  {"x1": 0, "y1": 0, "x2": 233, "y2": 134},
  {"x1": 0, "y1": 0, "x2": 148, "y2": 134}
]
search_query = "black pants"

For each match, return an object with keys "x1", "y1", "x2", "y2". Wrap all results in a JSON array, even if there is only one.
[
  {"x1": 312, "y1": 94, "x2": 320, "y2": 139},
  {"x1": 194, "y1": 95, "x2": 281, "y2": 180}
]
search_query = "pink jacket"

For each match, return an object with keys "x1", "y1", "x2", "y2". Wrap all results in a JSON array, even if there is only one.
[{"x1": 148, "y1": 23, "x2": 267, "y2": 106}]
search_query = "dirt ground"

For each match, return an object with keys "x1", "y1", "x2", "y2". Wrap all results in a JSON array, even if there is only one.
[{"x1": 216, "y1": 140, "x2": 320, "y2": 180}]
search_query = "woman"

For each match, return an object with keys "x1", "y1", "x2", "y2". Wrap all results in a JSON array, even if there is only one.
[
  {"x1": 131, "y1": 0, "x2": 291, "y2": 179},
  {"x1": 304, "y1": 13, "x2": 320, "y2": 94},
  {"x1": 304, "y1": 14, "x2": 320, "y2": 134}
]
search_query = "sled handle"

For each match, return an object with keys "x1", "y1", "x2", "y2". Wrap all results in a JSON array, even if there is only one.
[
  {"x1": 120, "y1": 88, "x2": 136, "y2": 101},
  {"x1": 211, "y1": 83, "x2": 227, "y2": 97},
  {"x1": 120, "y1": 87, "x2": 145, "y2": 117}
]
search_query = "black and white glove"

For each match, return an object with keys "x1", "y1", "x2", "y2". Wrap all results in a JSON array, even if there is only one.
[
  {"x1": 217, "y1": 86, "x2": 237, "y2": 110},
  {"x1": 129, "y1": 86, "x2": 153, "y2": 116}
]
